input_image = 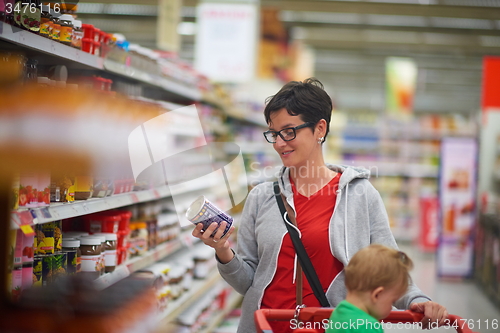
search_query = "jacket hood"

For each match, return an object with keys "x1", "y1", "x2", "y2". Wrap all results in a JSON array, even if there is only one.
[{"x1": 278, "y1": 163, "x2": 370, "y2": 198}]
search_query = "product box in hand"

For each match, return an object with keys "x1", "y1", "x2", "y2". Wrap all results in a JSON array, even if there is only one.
[{"x1": 186, "y1": 196, "x2": 233, "y2": 238}]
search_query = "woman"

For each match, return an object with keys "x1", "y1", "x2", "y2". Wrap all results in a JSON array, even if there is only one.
[{"x1": 192, "y1": 78, "x2": 447, "y2": 333}]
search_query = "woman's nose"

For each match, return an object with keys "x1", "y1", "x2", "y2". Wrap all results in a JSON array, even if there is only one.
[{"x1": 274, "y1": 135, "x2": 287, "y2": 147}]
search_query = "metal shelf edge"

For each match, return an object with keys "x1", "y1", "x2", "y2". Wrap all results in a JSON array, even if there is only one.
[{"x1": 103, "y1": 59, "x2": 202, "y2": 101}]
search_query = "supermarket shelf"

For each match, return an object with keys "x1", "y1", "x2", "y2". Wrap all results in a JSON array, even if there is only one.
[
  {"x1": 226, "y1": 142, "x2": 274, "y2": 155},
  {"x1": 103, "y1": 59, "x2": 202, "y2": 101},
  {"x1": 201, "y1": 92, "x2": 266, "y2": 128},
  {"x1": 94, "y1": 230, "x2": 198, "y2": 290},
  {"x1": 200, "y1": 290, "x2": 242, "y2": 333},
  {"x1": 20, "y1": 186, "x2": 169, "y2": 225},
  {"x1": 226, "y1": 108, "x2": 267, "y2": 127},
  {"x1": 156, "y1": 269, "x2": 222, "y2": 328},
  {"x1": 0, "y1": 22, "x2": 202, "y2": 101},
  {"x1": 11, "y1": 179, "x2": 215, "y2": 228},
  {"x1": 0, "y1": 22, "x2": 103, "y2": 69},
  {"x1": 339, "y1": 161, "x2": 439, "y2": 178},
  {"x1": 94, "y1": 238, "x2": 184, "y2": 291},
  {"x1": 201, "y1": 91, "x2": 227, "y2": 111}
]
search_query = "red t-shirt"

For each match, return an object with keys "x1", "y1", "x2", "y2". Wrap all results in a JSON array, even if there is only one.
[{"x1": 261, "y1": 174, "x2": 344, "y2": 332}]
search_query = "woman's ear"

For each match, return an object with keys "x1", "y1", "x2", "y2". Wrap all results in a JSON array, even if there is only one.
[{"x1": 316, "y1": 119, "x2": 327, "y2": 137}]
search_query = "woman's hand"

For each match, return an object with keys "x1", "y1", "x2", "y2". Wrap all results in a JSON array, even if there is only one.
[
  {"x1": 192, "y1": 221, "x2": 235, "y2": 264},
  {"x1": 410, "y1": 301, "x2": 448, "y2": 329}
]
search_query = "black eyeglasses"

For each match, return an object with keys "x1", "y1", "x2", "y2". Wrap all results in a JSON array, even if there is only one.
[{"x1": 263, "y1": 122, "x2": 314, "y2": 143}]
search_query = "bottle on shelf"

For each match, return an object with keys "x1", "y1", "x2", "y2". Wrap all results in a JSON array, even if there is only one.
[
  {"x1": 71, "y1": 19, "x2": 83, "y2": 50},
  {"x1": 39, "y1": 4, "x2": 51, "y2": 38},
  {"x1": 58, "y1": 13, "x2": 73, "y2": 46}
]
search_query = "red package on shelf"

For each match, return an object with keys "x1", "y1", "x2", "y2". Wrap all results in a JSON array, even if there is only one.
[
  {"x1": 83, "y1": 213, "x2": 120, "y2": 234},
  {"x1": 82, "y1": 24, "x2": 95, "y2": 40}
]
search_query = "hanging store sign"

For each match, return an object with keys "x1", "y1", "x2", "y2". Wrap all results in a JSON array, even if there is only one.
[
  {"x1": 437, "y1": 138, "x2": 478, "y2": 278},
  {"x1": 481, "y1": 56, "x2": 500, "y2": 124},
  {"x1": 385, "y1": 57, "x2": 417, "y2": 117},
  {"x1": 194, "y1": 2, "x2": 258, "y2": 83}
]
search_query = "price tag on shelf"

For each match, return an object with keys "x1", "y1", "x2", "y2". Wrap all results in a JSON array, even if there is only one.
[
  {"x1": 50, "y1": 41, "x2": 57, "y2": 54},
  {"x1": 153, "y1": 189, "x2": 161, "y2": 199},
  {"x1": 36, "y1": 207, "x2": 52, "y2": 220},
  {"x1": 18, "y1": 31, "x2": 25, "y2": 44},
  {"x1": 20, "y1": 224, "x2": 35, "y2": 236},
  {"x1": 130, "y1": 193, "x2": 139, "y2": 203},
  {"x1": 12, "y1": 211, "x2": 35, "y2": 236},
  {"x1": 82, "y1": 203, "x2": 89, "y2": 213},
  {"x1": 18, "y1": 210, "x2": 33, "y2": 226},
  {"x1": 50, "y1": 208, "x2": 60, "y2": 219}
]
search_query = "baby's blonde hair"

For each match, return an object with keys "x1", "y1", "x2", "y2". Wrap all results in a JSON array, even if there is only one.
[{"x1": 345, "y1": 244, "x2": 414, "y2": 294}]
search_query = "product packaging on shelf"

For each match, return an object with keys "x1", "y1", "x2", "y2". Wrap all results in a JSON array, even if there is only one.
[
  {"x1": 19, "y1": 172, "x2": 38, "y2": 208},
  {"x1": 35, "y1": 222, "x2": 55, "y2": 255},
  {"x1": 71, "y1": 19, "x2": 83, "y2": 49},
  {"x1": 74, "y1": 175, "x2": 93, "y2": 200},
  {"x1": 129, "y1": 222, "x2": 148, "y2": 258},
  {"x1": 33, "y1": 256, "x2": 42, "y2": 287},
  {"x1": 83, "y1": 212, "x2": 120, "y2": 234},
  {"x1": 92, "y1": 232, "x2": 117, "y2": 273},
  {"x1": 17, "y1": 0, "x2": 41, "y2": 34},
  {"x1": 193, "y1": 247, "x2": 216, "y2": 279},
  {"x1": 37, "y1": 171, "x2": 50, "y2": 207},
  {"x1": 39, "y1": 5, "x2": 50, "y2": 38},
  {"x1": 52, "y1": 252, "x2": 67, "y2": 283},
  {"x1": 79, "y1": 236, "x2": 102, "y2": 280},
  {"x1": 11, "y1": 172, "x2": 20, "y2": 210},
  {"x1": 168, "y1": 265, "x2": 186, "y2": 300},
  {"x1": 62, "y1": 238, "x2": 81, "y2": 275},
  {"x1": 58, "y1": 14, "x2": 73, "y2": 45},
  {"x1": 50, "y1": 173, "x2": 75, "y2": 203}
]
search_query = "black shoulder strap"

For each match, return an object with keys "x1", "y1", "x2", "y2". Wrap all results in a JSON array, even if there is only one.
[{"x1": 273, "y1": 181, "x2": 330, "y2": 307}]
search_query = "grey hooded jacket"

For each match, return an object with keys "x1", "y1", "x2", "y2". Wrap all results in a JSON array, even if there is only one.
[{"x1": 217, "y1": 164, "x2": 431, "y2": 333}]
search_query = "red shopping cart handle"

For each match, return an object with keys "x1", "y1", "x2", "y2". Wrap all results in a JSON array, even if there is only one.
[{"x1": 255, "y1": 307, "x2": 479, "y2": 333}]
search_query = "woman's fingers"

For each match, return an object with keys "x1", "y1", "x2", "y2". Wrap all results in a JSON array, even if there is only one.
[
  {"x1": 212, "y1": 221, "x2": 228, "y2": 242},
  {"x1": 191, "y1": 222, "x2": 205, "y2": 238},
  {"x1": 192, "y1": 221, "x2": 235, "y2": 249}
]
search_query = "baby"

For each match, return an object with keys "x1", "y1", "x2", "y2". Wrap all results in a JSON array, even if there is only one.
[{"x1": 326, "y1": 244, "x2": 414, "y2": 333}]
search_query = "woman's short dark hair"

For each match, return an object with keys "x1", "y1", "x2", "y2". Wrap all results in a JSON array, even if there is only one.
[{"x1": 264, "y1": 78, "x2": 333, "y2": 142}]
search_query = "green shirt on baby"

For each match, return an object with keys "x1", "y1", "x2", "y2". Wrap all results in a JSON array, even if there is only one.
[{"x1": 326, "y1": 300, "x2": 384, "y2": 333}]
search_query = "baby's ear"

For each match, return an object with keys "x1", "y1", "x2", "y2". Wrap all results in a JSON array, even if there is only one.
[{"x1": 371, "y1": 286, "x2": 385, "y2": 302}]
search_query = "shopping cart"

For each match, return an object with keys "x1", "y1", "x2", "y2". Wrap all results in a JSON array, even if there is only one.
[{"x1": 255, "y1": 307, "x2": 478, "y2": 333}]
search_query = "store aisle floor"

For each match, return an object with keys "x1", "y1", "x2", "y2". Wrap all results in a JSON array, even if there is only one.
[{"x1": 387, "y1": 243, "x2": 500, "y2": 333}]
